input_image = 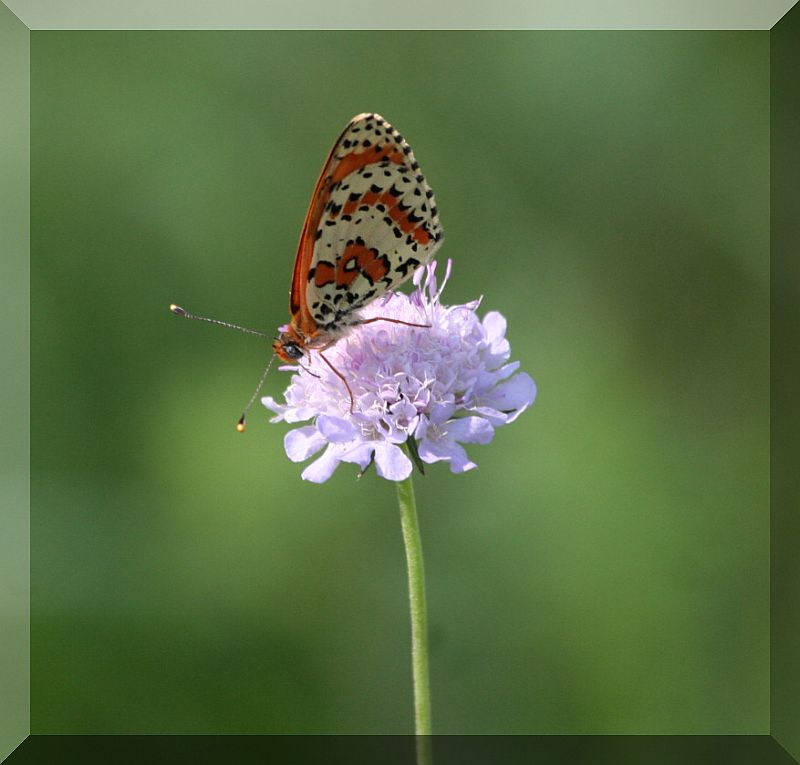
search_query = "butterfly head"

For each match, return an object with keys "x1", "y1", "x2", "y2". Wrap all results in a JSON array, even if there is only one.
[{"x1": 273, "y1": 327, "x2": 306, "y2": 363}]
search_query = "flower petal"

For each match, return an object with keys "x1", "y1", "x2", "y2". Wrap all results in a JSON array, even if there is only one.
[
  {"x1": 465, "y1": 405, "x2": 511, "y2": 427},
  {"x1": 284, "y1": 426, "x2": 327, "y2": 462},
  {"x1": 316, "y1": 414, "x2": 359, "y2": 443},
  {"x1": 482, "y1": 373, "x2": 537, "y2": 421},
  {"x1": 445, "y1": 416, "x2": 495, "y2": 445},
  {"x1": 417, "y1": 437, "x2": 477, "y2": 473},
  {"x1": 389, "y1": 398, "x2": 418, "y2": 423},
  {"x1": 417, "y1": 437, "x2": 457, "y2": 464},
  {"x1": 300, "y1": 445, "x2": 342, "y2": 483},
  {"x1": 494, "y1": 360, "x2": 520, "y2": 381},
  {"x1": 482, "y1": 311, "x2": 507, "y2": 344},
  {"x1": 373, "y1": 443, "x2": 413, "y2": 481},
  {"x1": 261, "y1": 395, "x2": 290, "y2": 421},
  {"x1": 338, "y1": 443, "x2": 377, "y2": 470},
  {"x1": 446, "y1": 442, "x2": 478, "y2": 473},
  {"x1": 429, "y1": 401, "x2": 457, "y2": 425}
]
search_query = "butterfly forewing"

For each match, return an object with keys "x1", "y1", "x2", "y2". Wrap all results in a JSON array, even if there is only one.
[{"x1": 292, "y1": 113, "x2": 443, "y2": 338}]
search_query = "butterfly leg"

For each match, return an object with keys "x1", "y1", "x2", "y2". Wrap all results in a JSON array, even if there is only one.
[
  {"x1": 298, "y1": 362, "x2": 321, "y2": 379},
  {"x1": 356, "y1": 317, "x2": 431, "y2": 329},
  {"x1": 317, "y1": 351, "x2": 356, "y2": 414}
]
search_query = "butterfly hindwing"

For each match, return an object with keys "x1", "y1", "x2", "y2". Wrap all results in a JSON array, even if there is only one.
[{"x1": 293, "y1": 114, "x2": 443, "y2": 336}]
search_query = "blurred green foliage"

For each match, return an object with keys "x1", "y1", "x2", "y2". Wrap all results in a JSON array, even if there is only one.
[{"x1": 31, "y1": 31, "x2": 768, "y2": 733}]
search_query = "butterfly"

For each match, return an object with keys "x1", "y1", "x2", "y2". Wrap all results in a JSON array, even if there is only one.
[
  {"x1": 171, "y1": 113, "x2": 443, "y2": 429},
  {"x1": 273, "y1": 112, "x2": 444, "y2": 363}
]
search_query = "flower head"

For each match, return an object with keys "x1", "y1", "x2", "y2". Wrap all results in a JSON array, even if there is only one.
[{"x1": 263, "y1": 261, "x2": 536, "y2": 482}]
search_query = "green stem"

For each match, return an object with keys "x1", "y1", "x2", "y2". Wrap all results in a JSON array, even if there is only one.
[{"x1": 396, "y1": 474, "x2": 433, "y2": 765}]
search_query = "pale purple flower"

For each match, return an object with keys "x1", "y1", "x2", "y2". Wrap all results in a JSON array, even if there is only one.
[{"x1": 263, "y1": 261, "x2": 536, "y2": 483}]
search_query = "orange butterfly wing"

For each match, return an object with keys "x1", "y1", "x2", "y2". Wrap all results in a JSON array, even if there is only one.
[
  {"x1": 279, "y1": 113, "x2": 443, "y2": 357},
  {"x1": 287, "y1": 119, "x2": 349, "y2": 337}
]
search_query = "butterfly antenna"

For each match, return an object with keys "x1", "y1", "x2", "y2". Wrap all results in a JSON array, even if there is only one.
[
  {"x1": 169, "y1": 304, "x2": 270, "y2": 338},
  {"x1": 236, "y1": 354, "x2": 278, "y2": 433}
]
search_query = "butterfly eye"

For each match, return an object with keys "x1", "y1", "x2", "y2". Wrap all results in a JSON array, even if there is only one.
[{"x1": 282, "y1": 342, "x2": 304, "y2": 360}]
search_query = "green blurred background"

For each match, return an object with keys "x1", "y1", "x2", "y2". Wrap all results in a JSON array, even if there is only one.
[{"x1": 31, "y1": 31, "x2": 769, "y2": 734}]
